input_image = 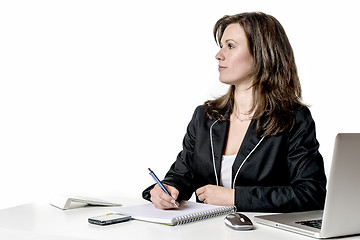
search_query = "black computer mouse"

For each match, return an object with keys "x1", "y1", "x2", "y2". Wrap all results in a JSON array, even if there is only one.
[{"x1": 224, "y1": 212, "x2": 254, "y2": 230}]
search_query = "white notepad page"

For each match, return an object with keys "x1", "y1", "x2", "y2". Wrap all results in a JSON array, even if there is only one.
[{"x1": 113, "y1": 201, "x2": 235, "y2": 225}]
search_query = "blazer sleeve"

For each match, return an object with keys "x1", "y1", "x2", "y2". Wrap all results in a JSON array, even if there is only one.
[
  {"x1": 142, "y1": 106, "x2": 200, "y2": 202},
  {"x1": 234, "y1": 107, "x2": 327, "y2": 212}
]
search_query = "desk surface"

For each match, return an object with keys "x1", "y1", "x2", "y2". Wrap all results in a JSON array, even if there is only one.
[{"x1": 0, "y1": 198, "x2": 359, "y2": 240}]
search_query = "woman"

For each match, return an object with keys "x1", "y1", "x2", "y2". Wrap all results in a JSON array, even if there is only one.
[{"x1": 142, "y1": 12, "x2": 327, "y2": 212}]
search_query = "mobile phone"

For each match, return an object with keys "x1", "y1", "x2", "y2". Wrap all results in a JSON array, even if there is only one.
[{"x1": 88, "y1": 213, "x2": 132, "y2": 225}]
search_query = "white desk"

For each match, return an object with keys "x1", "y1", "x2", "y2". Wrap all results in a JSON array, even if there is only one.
[{"x1": 0, "y1": 198, "x2": 359, "y2": 240}]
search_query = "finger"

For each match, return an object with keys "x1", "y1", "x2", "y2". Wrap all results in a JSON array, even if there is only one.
[
  {"x1": 151, "y1": 184, "x2": 179, "y2": 209},
  {"x1": 153, "y1": 185, "x2": 174, "y2": 202},
  {"x1": 160, "y1": 192, "x2": 179, "y2": 208},
  {"x1": 197, "y1": 195, "x2": 204, "y2": 202},
  {"x1": 151, "y1": 193, "x2": 177, "y2": 209},
  {"x1": 195, "y1": 186, "x2": 205, "y2": 196},
  {"x1": 197, "y1": 191, "x2": 206, "y2": 202},
  {"x1": 150, "y1": 185, "x2": 172, "y2": 206},
  {"x1": 156, "y1": 190, "x2": 179, "y2": 209},
  {"x1": 166, "y1": 185, "x2": 179, "y2": 200},
  {"x1": 159, "y1": 191, "x2": 175, "y2": 203},
  {"x1": 156, "y1": 199, "x2": 178, "y2": 209},
  {"x1": 162, "y1": 184, "x2": 179, "y2": 207}
]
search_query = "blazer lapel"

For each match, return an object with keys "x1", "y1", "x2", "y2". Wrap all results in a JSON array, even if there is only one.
[
  {"x1": 232, "y1": 120, "x2": 262, "y2": 180},
  {"x1": 210, "y1": 119, "x2": 229, "y2": 185}
]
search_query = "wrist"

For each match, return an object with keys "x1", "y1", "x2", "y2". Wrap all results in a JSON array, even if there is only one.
[{"x1": 229, "y1": 188, "x2": 235, "y2": 206}]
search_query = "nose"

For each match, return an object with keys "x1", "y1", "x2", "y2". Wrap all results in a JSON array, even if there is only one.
[{"x1": 215, "y1": 49, "x2": 224, "y2": 61}]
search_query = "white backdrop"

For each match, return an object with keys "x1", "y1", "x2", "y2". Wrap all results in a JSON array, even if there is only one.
[{"x1": 1, "y1": 0, "x2": 359, "y2": 209}]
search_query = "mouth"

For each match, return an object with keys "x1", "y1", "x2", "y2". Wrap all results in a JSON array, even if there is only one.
[{"x1": 218, "y1": 65, "x2": 227, "y2": 71}]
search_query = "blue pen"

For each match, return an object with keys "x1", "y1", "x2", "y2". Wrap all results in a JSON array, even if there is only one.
[{"x1": 148, "y1": 168, "x2": 179, "y2": 208}]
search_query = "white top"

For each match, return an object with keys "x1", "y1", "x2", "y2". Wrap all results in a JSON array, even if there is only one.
[{"x1": 220, "y1": 154, "x2": 237, "y2": 188}]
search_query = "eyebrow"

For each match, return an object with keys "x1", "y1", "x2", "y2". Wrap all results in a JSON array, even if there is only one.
[
  {"x1": 225, "y1": 39, "x2": 238, "y2": 44},
  {"x1": 220, "y1": 39, "x2": 238, "y2": 46}
]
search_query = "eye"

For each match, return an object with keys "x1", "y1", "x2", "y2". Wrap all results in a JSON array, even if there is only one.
[
  {"x1": 219, "y1": 43, "x2": 235, "y2": 49},
  {"x1": 228, "y1": 43, "x2": 234, "y2": 49}
]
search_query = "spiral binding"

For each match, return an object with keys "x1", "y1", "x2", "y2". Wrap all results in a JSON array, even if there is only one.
[{"x1": 174, "y1": 206, "x2": 235, "y2": 225}]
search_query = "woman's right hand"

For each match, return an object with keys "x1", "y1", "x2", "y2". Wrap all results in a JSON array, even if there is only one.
[{"x1": 150, "y1": 184, "x2": 179, "y2": 209}]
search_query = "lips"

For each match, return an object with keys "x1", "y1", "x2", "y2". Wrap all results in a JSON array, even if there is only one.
[{"x1": 218, "y1": 65, "x2": 227, "y2": 71}]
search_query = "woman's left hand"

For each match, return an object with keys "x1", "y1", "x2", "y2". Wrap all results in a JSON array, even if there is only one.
[{"x1": 195, "y1": 185, "x2": 235, "y2": 206}]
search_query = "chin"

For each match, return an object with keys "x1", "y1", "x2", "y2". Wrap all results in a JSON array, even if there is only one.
[
  {"x1": 219, "y1": 75, "x2": 253, "y2": 88},
  {"x1": 219, "y1": 77, "x2": 237, "y2": 85}
]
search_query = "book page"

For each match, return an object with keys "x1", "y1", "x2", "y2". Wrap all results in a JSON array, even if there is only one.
[{"x1": 112, "y1": 201, "x2": 232, "y2": 225}]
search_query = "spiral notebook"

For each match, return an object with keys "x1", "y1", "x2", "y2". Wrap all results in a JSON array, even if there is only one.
[{"x1": 113, "y1": 201, "x2": 235, "y2": 226}]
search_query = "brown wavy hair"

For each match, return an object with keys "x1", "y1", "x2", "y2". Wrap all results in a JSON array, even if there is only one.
[{"x1": 205, "y1": 12, "x2": 304, "y2": 137}]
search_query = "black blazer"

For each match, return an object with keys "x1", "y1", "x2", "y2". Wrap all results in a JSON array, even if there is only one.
[{"x1": 143, "y1": 105, "x2": 327, "y2": 212}]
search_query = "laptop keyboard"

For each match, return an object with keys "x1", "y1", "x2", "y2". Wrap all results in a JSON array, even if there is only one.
[{"x1": 295, "y1": 219, "x2": 322, "y2": 229}]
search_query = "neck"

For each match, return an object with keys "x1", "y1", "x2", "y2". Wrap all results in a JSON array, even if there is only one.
[{"x1": 233, "y1": 85, "x2": 253, "y2": 115}]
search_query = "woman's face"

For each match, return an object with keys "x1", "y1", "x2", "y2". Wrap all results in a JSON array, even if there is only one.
[{"x1": 215, "y1": 23, "x2": 254, "y2": 87}]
